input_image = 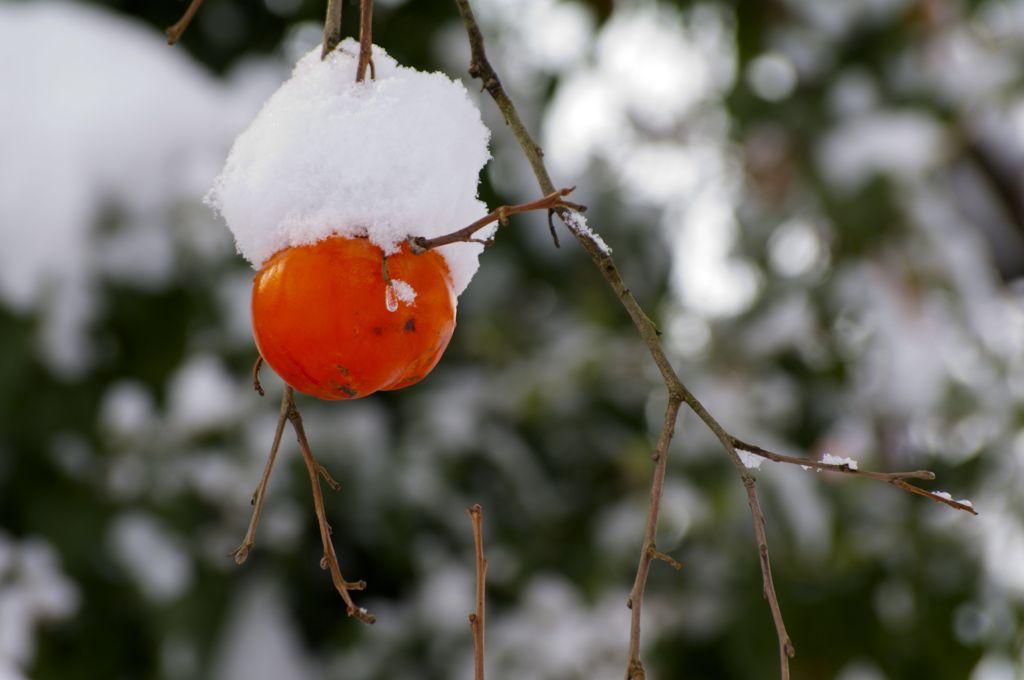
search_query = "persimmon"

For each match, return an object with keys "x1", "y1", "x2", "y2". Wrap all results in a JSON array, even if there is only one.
[{"x1": 251, "y1": 235, "x2": 456, "y2": 400}]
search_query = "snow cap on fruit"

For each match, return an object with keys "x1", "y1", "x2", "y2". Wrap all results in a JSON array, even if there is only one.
[{"x1": 207, "y1": 39, "x2": 492, "y2": 298}]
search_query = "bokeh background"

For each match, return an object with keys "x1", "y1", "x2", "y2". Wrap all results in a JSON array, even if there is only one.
[{"x1": 1, "y1": 0, "x2": 1023, "y2": 678}]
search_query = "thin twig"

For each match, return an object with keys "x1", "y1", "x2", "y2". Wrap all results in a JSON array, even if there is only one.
[
  {"x1": 467, "y1": 504, "x2": 487, "y2": 680},
  {"x1": 356, "y1": 0, "x2": 375, "y2": 82},
  {"x1": 165, "y1": 0, "x2": 206, "y2": 45},
  {"x1": 733, "y1": 439, "x2": 976, "y2": 515},
  {"x1": 321, "y1": 0, "x2": 343, "y2": 59},
  {"x1": 409, "y1": 188, "x2": 582, "y2": 253},
  {"x1": 252, "y1": 355, "x2": 266, "y2": 397},
  {"x1": 625, "y1": 398, "x2": 682, "y2": 679},
  {"x1": 285, "y1": 387, "x2": 375, "y2": 624},
  {"x1": 232, "y1": 389, "x2": 290, "y2": 564},
  {"x1": 743, "y1": 477, "x2": 795, "y2": 678},
  {"x1": 732, "y1": 438, "x2": 935, "y2": 482},
  {"x1": 891, "y1": 479, "x2": 978, "y2": 515}
]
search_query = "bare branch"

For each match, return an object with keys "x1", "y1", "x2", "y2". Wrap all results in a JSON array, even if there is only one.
[
  {"x1": 466, "y1": 504, "x2": 487, "y2": 680},
  {"x1": 321, "y1": 0, "x2": 343, "y2": 59},
  {"x1": 625, "y1": 398, "x2": 682, "y2": 679},
  {"x1": 452, "y1": 0, "x2": 974, "y2": 676},
  {"x1": 285, "y1": 387, "x2": 375, "y2": 624},
  {"x1": 743, "y1": 477, "x2": 796, "y2": 677},
  {"x1": 232, "y1": 388, "x2": 290, "y2": 565},
  {"x1": 891, "y1": 479, "x2": 978, "y2": 515},
  {"x1": 165, "y1": 0, "x2": 205, "y2": 46},
  {"x1": 732, "y1": 438, "x2": 976, "y2": 514},
  {"x1": 409, "y1": 188, "x2": 582, "y2": 253},
  {"x1": 252, "y1": 355, "x2": 266, "y2": 397},
  {"x1": 451, "y1": 2, "x2": 794, "y2": 674},
  {"x1": 356, "y1": 0, "x2": 375, "y2": 82},
  {"x1": 732, "y1": 438, "x2": 936, "y2": 482}
]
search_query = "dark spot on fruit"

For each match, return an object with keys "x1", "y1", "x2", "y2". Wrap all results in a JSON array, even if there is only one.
[
  {"x1": 335, "y1": 364, "x2": 352, "y2": 376},
  {"x1": 337, "y1": 384, "x2": 358, "y2": 397},
  {"x1": 372, "y1": 326, "x2": 383, "y2": 336},
  {"x1": 404, "y1": 318, "x2": 416, "y2": 333}
]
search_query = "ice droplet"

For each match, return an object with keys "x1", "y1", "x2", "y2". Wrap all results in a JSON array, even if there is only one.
[{"x1": 385, "y1": 284, "x2": 398, "y2": 312}]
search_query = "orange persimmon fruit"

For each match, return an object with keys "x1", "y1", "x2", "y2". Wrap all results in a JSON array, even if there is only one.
[{"x1": 251, "y1": 235, "x2": 456, "y2": 400}]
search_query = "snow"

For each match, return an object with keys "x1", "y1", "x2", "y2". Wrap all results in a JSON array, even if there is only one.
[
  {"x1": 208, "y1": 579, "x2": 314, "y2": 680},
  {"x1": 0, "y1": 534, "x2": 78, "y2": 674},
  {"x1": 818, "y1": 110, "x2": 947, "y2": 190},
  {"x1": 387, "y1": 278, "x2": 415, "y2": 305},
  {"x1": 109, "y1": 514, "x2": 194, "y2": 603},
  {"x1": 737, "y1": 450, "x2": 765, "y2": 470},
  {"x1": 167, "y1": 355, "x2": 243, "y2": 435},
  {"x1": 933, "y1": 491, "x2": 974, "y2": 509},
  {"x1": 820, "y1": 453, "x2": 859, "y2": 470},
  {"x1": 0, "y1": 0, "x2": 273, "y2": 375},
  {"x1": 748, "y1": 52, "x2": 798, "y2": 101},
  {"x1": 561, "y1": 211, "x2": 612, "y2": 256},
  {"x1": 207, "y1": 39, "x2": 493, "y2": 298}
]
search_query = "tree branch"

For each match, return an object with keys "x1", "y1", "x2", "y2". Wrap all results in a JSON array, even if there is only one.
[
  {"x1": 466, "y1": 504, "x2": 487, "y2": 680},
  {"x1": 356, "y1": 0, "x2": 375, "y2": 82},
  {"x1": 625, "y1": 398, "x2": 682, "y2": 678},
  {"x1": 165, "y1": 0, "x2": 205, "y2": 46},
  {"x1": 408, "y1": 188, "x2": 582, "y2": 253},
  {"x1": 321, "y1": 0, "x2": 343, "y2": 59},
  {"x1": 451, "y1": 4, "x2": 768, "y2": 676},
  {"x1": 232, "y1": 388, "x2": 289, "y2": 565},
  {"x1": 732, "y1": 437, "x2": 935, "y2": 482},
  {"x1": 731, "y1": 438, "x2": 977, "y2": 515},
  {"x1": 285, "y1": 387, "x2": 375, "y2": 624},
  {"x1": 452, "y1": 1, "x2": 973, "y2": 676}
]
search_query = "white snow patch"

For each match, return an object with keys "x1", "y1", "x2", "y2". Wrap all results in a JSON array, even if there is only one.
[
  {"x1": 818, "y1": 110, "x2": 947, "y2": 190},
  {"x1": 821, "y1": 453, "x2": 859, "y2": 470},
  {"x1": 99, "y1": 381, "x2": 156, "y2": 439},
  {"x1": 208, "y1": 39, "x2": 492, "y2": 297},
  {"x1": 561, "y1": 211, "x2": 612, "y2": 255},
  {"x1": 933, "y1": 491, "x2": 974, "y2": 508},
  {"x1": 737, "y1": 449, "x2": 765, "y2": 470},
  {"x1": 0, "y1": 534, "x2": 78, "y2": 674},
  {"x1": 209, "y1": 579, "x2": 314, "y2": 680},
  {"x1": 389, "y1": 279, "x2": 417, "y2": 307},
  {"x1": 970, "y1": 653, "x2": 1018, "y2": 680},
  {"x1": 109, "y1": 514, "x2": 194, "y2": 603},
  {"x1": 167, "y1": 355, "x2": 241, "y2": 434},
  {"x1": 0, "y1": 2, "x2": 256, "y2": 375}
]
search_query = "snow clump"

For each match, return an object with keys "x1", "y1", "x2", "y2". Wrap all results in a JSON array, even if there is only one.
[
  {"x1": 208, "y1": 39, "x2": 493, "y2": 298},
  {"x1": 820, "y1": 453, "x2": 859, "y2": 470}
]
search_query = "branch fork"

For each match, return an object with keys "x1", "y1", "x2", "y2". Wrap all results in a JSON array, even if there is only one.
[
  {"x1": 408, "y1": 187, "x2": 584, "y2": 253},
  {"x1": 235, "y1": 368, "x2": 374, "y2": 624},
  {"x1": 450, "y1": 1, "x2": 976, "y2": 678}
]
